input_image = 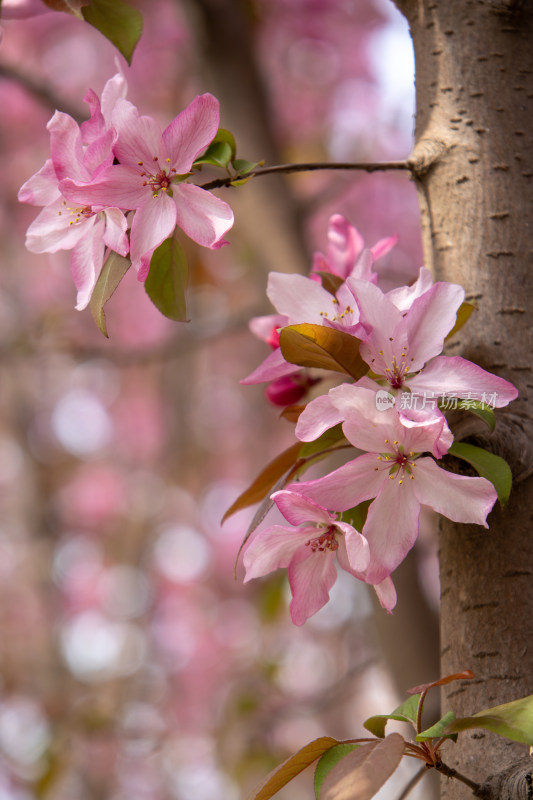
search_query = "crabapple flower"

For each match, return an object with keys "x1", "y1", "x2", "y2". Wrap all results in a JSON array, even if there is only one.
[
  {"x1": 311, "y1": 213, "x2": 396, "y2": 281},
  {"x1": 243, "y1": 489, "x2": 396, "y2": 625},
  {"x1": 60, "y1": 94, "x2": 234, "y2": 280},
  {"x1": 291, "y1": 387, "x2": 498, "y2": 585},
  {"x1": 348, "y1": 278, "x2": 518, "y2": 410},
  {"x1": 242, "y1": 271, "x2": 366, "y2": 385},
  {"x1": 18, "y1": 109, "x2": 128, "y2": 310}
]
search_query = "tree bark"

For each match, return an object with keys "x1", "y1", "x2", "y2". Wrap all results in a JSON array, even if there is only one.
[{"x1": 393, "y1": 0, "x2": 533, "y2": 797}]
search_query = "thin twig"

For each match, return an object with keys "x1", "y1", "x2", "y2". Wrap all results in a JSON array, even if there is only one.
[
  {"x1": 199, "y1": 160, "x2": 411, "y2": 190},
  {"x1": 436, "y1": 761, "x2": 482, "y2": 793},
  {"x1": 0, "y1": 62, "x2": 84, "y2": 121},
  {"x1": 396, "y1": 767, "x2": 427, "y2": 800}
]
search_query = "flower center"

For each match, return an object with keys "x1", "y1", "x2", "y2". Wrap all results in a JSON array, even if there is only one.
[
  {"x1": 138, "y1": 156, "x2": 176, "y2": 197},
  {"x1": 375, "y1": 440, "x2": 418, "y2": 484},
  {"x1": 305, "y1": 525, "x2": 339, "y2": 553},
  {"x1": 58, "y1": 201, "x2": 95, "y2": 225},
  {"x1": 318, "y1": 296, "x2": 355, "y2": 325}
]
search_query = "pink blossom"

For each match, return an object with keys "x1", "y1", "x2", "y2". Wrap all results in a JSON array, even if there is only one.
[
  {"x1": 59, "y1": 94, "x2": 234, "y2": 280},
  {"x1": 348, "y1": 278, "x2": 518, "y2": 410},
  {"x1": 18, "y1": 107, "x2": 128, "y2": 310},
  {"x1": 242, "y1": 271, "x2": 365, "y2": 385},
  {"x1": 292, "y1": 387, "x2": 498, "y2": 584},
  {"x1": 311, "y1": 213, "x2": 396, "y2": 281},
  {"x1": 243, "y1": 489, "x2": 395, "y2": 625},
  {"x1": 0, "y1": 0, "x2": 51, "y2": 18}
]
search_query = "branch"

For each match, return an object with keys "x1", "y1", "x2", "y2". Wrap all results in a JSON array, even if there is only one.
[
  {"x1": 199, "y1": 160, "x2": 411, "y2": 190},
  {"x1": 0, "y1": 62, "x2": 84, "y2": 121},
  {"x1": 435, "y1": 761, "x2": 482, "y2": 794}
]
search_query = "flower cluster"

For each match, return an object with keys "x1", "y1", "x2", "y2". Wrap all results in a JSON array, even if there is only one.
[
  {"x1": 242, "y1": 216, "x2": 517, "y2": 625},
  {"x1": 18, "y1": 72, "x2": 234, "y2": 309}
]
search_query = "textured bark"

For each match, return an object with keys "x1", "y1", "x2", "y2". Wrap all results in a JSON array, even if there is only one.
[{"x1": 394, "y1": 1, "x2": 533, "y2": 797}]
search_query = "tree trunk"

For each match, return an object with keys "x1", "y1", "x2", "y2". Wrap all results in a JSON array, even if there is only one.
[{"x1": 393, "y1": 1, "x2": 533, "y2": 797}]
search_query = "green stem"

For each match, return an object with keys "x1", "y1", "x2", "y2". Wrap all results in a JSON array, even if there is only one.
[{"x1": 199, "y1": 160, "x2": 411, "y2": 190}]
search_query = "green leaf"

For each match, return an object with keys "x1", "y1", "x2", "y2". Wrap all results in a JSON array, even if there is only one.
[
  {"x1": 279, "y1": 324, "x2": 368, "y2": 381},
  {"x1": 445, "y1": 301, "x2": 475, "y2": 340},
  {"x1": 363, "y1": 695, "x2": 420, "y2": 739},
  {"x1": 319, "y1": 735, "x2": 405, "y2": 800},
  {"x1": 89, "y1": 251, "x2": 131, "y2": 337},
  {"x1": 448, "y1": 441, "x2": 512, "y2": 506},
  {"x1": 314, "y1": 745, "x2": 358, "y2": 799},
  {"x1": 447, "y1": 695, "x2": 533, "y2": 745},
  {"x1": 457, "y1": 399, "x2": 496, "y2": 432},
  {"x1": 299, "y1": 424, "x2": 347, "y2": 458},
  {"x1": 82, "y1": 0, "x2": 143, "y2": 64},
  {"x1": 416, "y1": 711, "x2": 458, "y2": 742},
  {"x1": 248, "y1": 737, "x2": 339, "y2": 800},
  {"x1": 232, "y1": 158, "x2": 263, "y2": 173},
  {"x1": 144, "y1": 236, "x2": 188, "y2": 322},
  {"x1": 194, "y1": 141, "x2": 233, "y2": 169}
]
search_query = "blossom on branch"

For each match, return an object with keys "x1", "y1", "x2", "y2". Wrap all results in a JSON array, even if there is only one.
[
  {"x1": 243, "y1": 489, "x2": 396, "y2": 625},
  {"x1": 291, "y1": 387, "x2": 498, "y2": 584},
  {"x1": 60, "y1": 94, "x2": 234, "y2": 280},
  {"x1": 311, "y1": 213, "x2": 396, "y2": 281}
]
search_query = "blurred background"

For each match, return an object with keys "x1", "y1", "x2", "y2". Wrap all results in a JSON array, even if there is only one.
[{"x1": 0, "y1": 1, "x2": 440, "y2": 797}]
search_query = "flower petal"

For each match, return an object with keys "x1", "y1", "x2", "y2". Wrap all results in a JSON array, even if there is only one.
[
  {"x1": 173, "y1": 184, "x2": 234, "y2": 248},
  {"x1": 411, "y1": 457, "x2": 497, "y2": 526},
  {"x1": 112, "y1": 99, "x2": 166, "y2": 167},
  {"x1": 240, "y1": 347, "x2": 298, "y2": 385},
  {"x1": 243, "y1": 525, "x2": 307, "y2": 580},
  {"x1": 363, "y1": 478, "x2": 421, "y2": 583},
  {"x1": 373, "y1": 576, "x2": 397, "y2": 612},
  {"x1": 25, "y1": 198, "x2": 92, "y2": 253},
  {"x1": 386, "y1": 267, "x2": 433, "y2": 312},
  {"x1": 129, "y1": 192, "x2": 177, "y2": 279},
  {"x1": 408, "y1": 356, "x2": 518, "y2": 407},
  {"x1": 163, "y1": 93, "x2": 220, "y2": 173},
  {"x1": 267, "y1": 272, "x2": 344, "y2": 324},
  {"x1": 272, "y1": 490, "x2": 334, "y2": 527},
  {"x1": 103, "y1": 208, "x2": 129, "y2": 256},
  {"x1": 18, "y1": 159, "x2": 59, "y2": 205},
  {"x1": 60, "y1": 166, "x2": 148, "y2": 210},
  {"x1": 288, "y1": 547, "x2": 337, "y2": 625},
  {"x1": 295, "y1": 393, "x2": 343, "y2": 442},
  {"x1": 293, "y1": 452, "x2": 387, "y2": 512},
  {"x1": 70, "y1": 218, "x2": 106, "y2": 310},
  {"x1": 338, "y1": 527, "x2": 370, "y2": 573},
  {"x1": 403, "y1": 282, "x2": 464, "y2": 369}
]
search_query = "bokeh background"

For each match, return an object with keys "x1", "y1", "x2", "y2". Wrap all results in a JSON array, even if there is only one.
[{"x1": 0, "y1": 1, "x2": 440, "y2": 797}]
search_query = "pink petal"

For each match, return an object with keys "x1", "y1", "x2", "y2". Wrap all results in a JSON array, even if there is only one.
[
  {"x1": 25, "y1": 199, "x2": 93, "y2": 253},
  {"x1": 267, "y1": 272, "x2": 346, "y2": 324},
  {"x1": 338, "y1": 527, "x2": 370, "y2": 573},
  {"x1": 129, "y1": 192, "x2": 177, "y2": 278},
  {"x1": 411, "y1": 457, "x2": 497, "y2": 526},
  {"x1": 350, "y1": 248, "x2": 377, "y2": 283},
  {"x1": 295, "y1": 394, "x2": 343, "y2": 442},
  {"x1": 100, "y1": 71, "x2": 128, "y2": 124},
  {"x1": 288, "y1": 547, "x2": 337, "y2": 625},
  {"x1": 403, "y1": 282, "x2": 464, "y2": 369},
  {"x1": 18, "y1": 159, "x2": 59, "y2": 205},
  {"x1": 242, "y1": 525, "x2": 307, "y2": 580},
  {"x1": 173, "y1": 183, "x2": 234, "y2": 248},
  {"x1": 48, "y1": 111, "x2": 87, "y2": 182},
  {"x1": 408, "y1": 356, "x2": 518, "y2": 407},
  {"x1": 373, "y1": 576, "x2": 397, "y2": 612},
  {"x1": 112, "y1": 99, "x2": 166, "y2": 168},
  {"x1": 163, "y1": 93, "x2": 220, "y2": 174},
  {"x1": 240, "y1": 348, "x2": 298, "y2": 385},
  {"x1": 103, "y1": 208, "x2": 129, "y2": 256},
  {"x1": 386, "y1": 267, "x2": 433, "y2": 312},
  {"x1": 326, "y1": 213, "x2": 364, "y2": 278},
  {"x1": 249, "y1": 314, "x2": 287, "y2": 343},
  {"x1": 293, "y1": 452, "x2": 387, "y2": 512},
  {"x1": 363, "y1": 478, "x2": 421, "y2": 584},
  {"x1": 371, "y1": 234, "x2": 398, "y2": 262},
  {"x1": 272, "y1": 489, "x2": 334, "y2": 527},
  {"x1": 60, "y1": 167, "x2": 148, "y2": 210},
  {"x1": 70, "y1": 218, "x2": 106, "y2": 310}
]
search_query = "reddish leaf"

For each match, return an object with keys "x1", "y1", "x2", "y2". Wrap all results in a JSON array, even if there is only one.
[
  {"x1": 222, "y1": 443, "x2": 303, "y2": 523},
  {"x1": 279, "y1": 324, "x2": 367, "y2": 381},
  {"x1": 320, "y1": 734, "x2": 405, "y2": 800},
  {"x1": 279, "y1": 405, "x2": 306, "y2": 422},
  {"x1": 248, "y1": 737, "x2": 339, "y2": 800},
  {"x1": 408, "y1": 670, "x2": 475, "y2": 696}
]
